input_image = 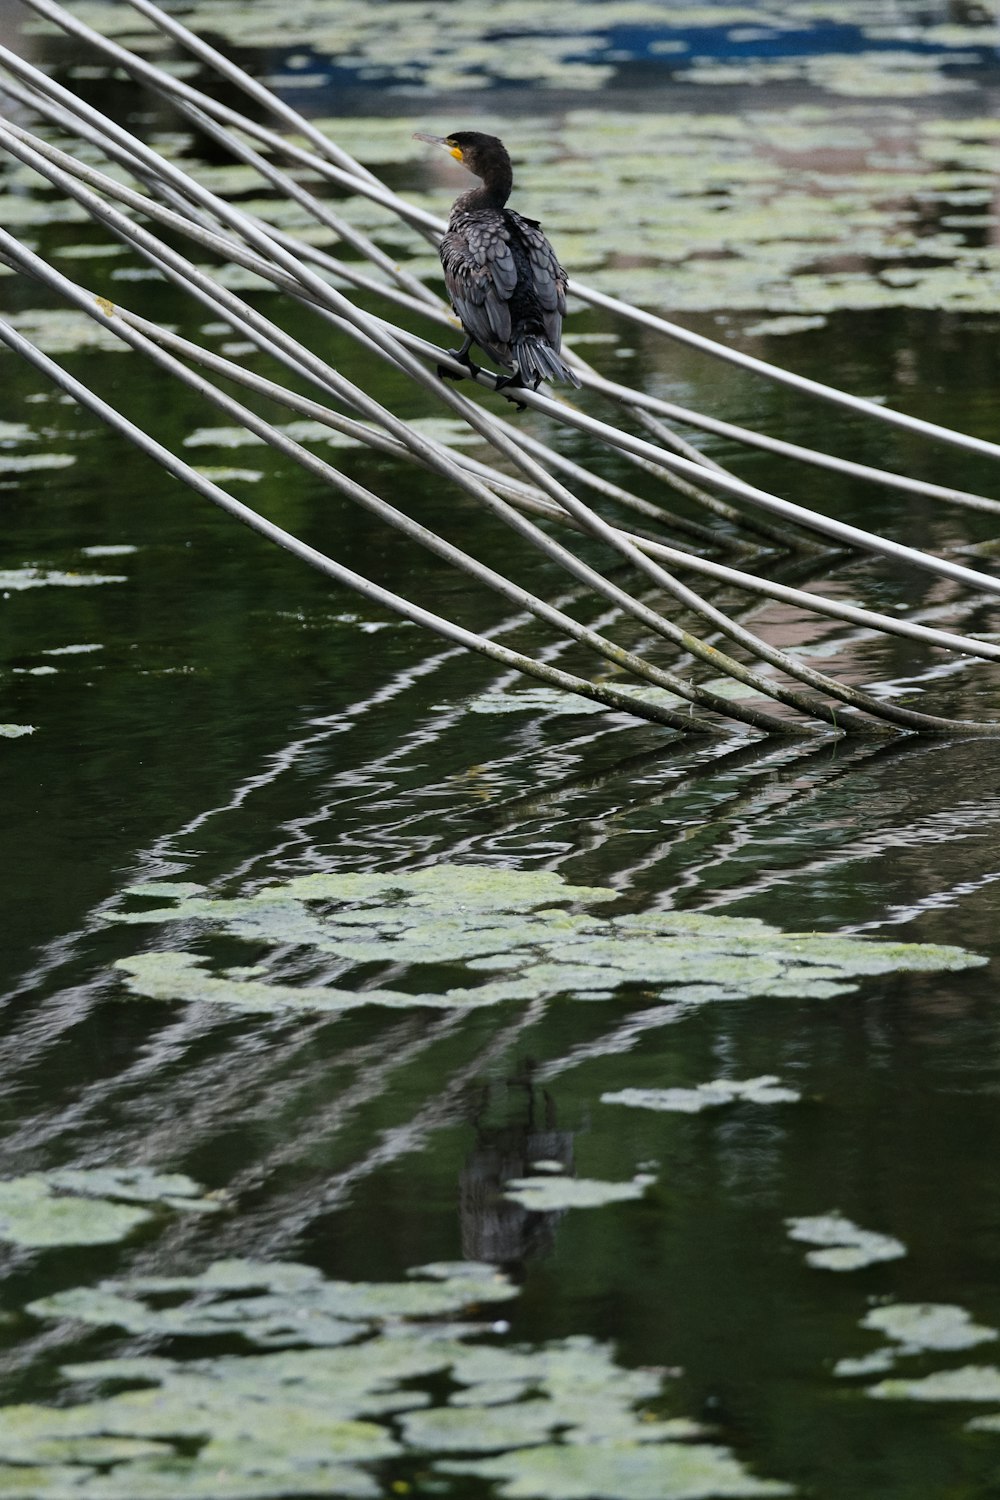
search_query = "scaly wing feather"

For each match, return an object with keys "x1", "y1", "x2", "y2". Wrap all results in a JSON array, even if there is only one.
[
  {"x1": 439, "y1": 217, "x2": 517, "y2": 367},
  {"x1": 505, "y1": 210, "x2": 568, "y2": 349}
]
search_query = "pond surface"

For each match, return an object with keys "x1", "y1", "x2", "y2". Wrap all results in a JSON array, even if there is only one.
[{"x1": 3, "y1": 1, "x2": 1000, "y2": 1496}]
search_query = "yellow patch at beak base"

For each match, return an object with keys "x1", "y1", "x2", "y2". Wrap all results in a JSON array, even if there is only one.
[{"x1": 448, "y1": 145, "x2": 464, "y2": 161}]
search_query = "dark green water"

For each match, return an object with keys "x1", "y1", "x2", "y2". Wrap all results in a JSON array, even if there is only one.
[{"x1": 5, "y1": 5, "x2": 1000, "y2": 1497}]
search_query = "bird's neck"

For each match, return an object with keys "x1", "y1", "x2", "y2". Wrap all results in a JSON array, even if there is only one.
[{"x1": 455, "y1": 168, "x2": 513, "y2": 214}]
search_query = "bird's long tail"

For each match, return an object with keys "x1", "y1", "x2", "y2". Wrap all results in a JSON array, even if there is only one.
[{"x1": 513, "y1": 337, "x2": 581, "y2": 390}]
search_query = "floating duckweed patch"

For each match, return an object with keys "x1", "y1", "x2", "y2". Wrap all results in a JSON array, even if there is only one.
[
  {"x1": 12, "y1": 1257, "x2": 789, "y2": 1499},
  {"x1": 183, "y1": 425, "x2": 272, "y2": 449},
  {"x1": 743, "y1": 315, "x2": 828, "y2": 337},
  {"x1": 365, "y1": 105, "x2": 1000, "y2": 315},
  {"x1": 602, "y1": 1076, "x2": 800, "y2": 1114},
  {"x1": 23, "y1": 2, "x2": 168, "y2": 40},
  {"x1": 42, "y1": 1167, "x2": 224, "y2": 1213},
  {"x1": 0, "y1": 194, "x2": 90, "y2": 228},
  {"x1": 834, "y1": 1349, "x2": 899, "y2": 1379},
  {"x1": 110, "y1": 864, "x2": 983, "y2": 1017},
  {"x1": 836, "y1": 1304, "x2": 998, "y2": 1377},
  {"x1": 869, "y1": 1365, "x2": 1000, "y2": 1402},
  {"x1": 0, "y1": 422, "x2": 37, "y2": 443},
  {"x1": 190, "y1": 465, "x2": 265, "y2": 483},
  {"x1": 0, "y1": 453, "x2": 75, "y2": 474},
  {"x1": 55, "y1": 242, "x2": 129, "y2": 260},
  {"x1": 182, "y1": 416, "x2": 483, "y2": 453},
  {"x1": 0, "y1": 568, "x2": 126, "y2": 592},
  {"x1": 786, "y1": 1212, "x2": 906, "y2": 1271},
  {"x1": 113, "y1": 0, "x2": 991, "y2": 100},
  {"x1": 693, "y1": 50, "x2": 980, "y2": 96},
  {"x1": 29, "y1": 1257, "x2": 516, "y2": 1345},
  {"x1": 0, "y1": 309, "x2": 135, "y2": 354},
  {"x1": 441, "y1": 1441, "x2": 793, "y2": 1498},
  {"x1": 0, "y1": 1169, "x2": 219, "y2": 1249},
  {"x1": 502, "y1": 1173, "x2": 655, "y2": 1211},
  {"x1": 862, "y1": 1303, "x2": 997, "y2": 1353}
]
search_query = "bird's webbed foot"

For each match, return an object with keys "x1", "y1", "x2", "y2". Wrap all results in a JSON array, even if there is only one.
[
  {"x1": 495, "y1": 370, "x2": 540, "y2": 411},
  {"x1": 437, "y1": 344, "x2": 481, "y2": 384}
]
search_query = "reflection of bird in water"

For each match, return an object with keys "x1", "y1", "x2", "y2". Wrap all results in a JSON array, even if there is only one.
[
  {"x1": 459, "y1": 1073, "x2": 575, "y2": 1267},
  {"x1": 414, "y1": 130, "x2": 580, "y2": 396}
]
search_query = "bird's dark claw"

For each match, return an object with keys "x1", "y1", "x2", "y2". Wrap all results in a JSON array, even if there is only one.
[
  {"x1": 438, "y1": 346, "x2": 481, "y2": 384},
  {"x1": 495, "y1": 370, "x2": 540, "y2": 411}
]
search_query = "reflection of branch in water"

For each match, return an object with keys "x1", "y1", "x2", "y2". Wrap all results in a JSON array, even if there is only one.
[
  {"x1": 0, "y1": 633, "x2": 465, "y2": 1011},
  {"x1": 655, "y1": 736, "x2": 893, "y2": 906},
  {"x1": 1, "y1": 989, "x2": 555, "y2": 1296},
  {"x1": 326, "y1": 730, "x2": 805, "y2": 900},
  {"x1": 673, "y1": 738, "x2": 1000, "y2": 921},
  {"x1": 536, "y1": 1001, "x2": 698, "y2": 1085},
  {"x1": 3, "y1": 728, "x2": 988, "y2": 1195},
  {"x1": 0, "y1": 1002, "x2": 432, "y2": 1175},
  {"x1": 1, "y1": 578, "x2": 591, "y2": 1026}
]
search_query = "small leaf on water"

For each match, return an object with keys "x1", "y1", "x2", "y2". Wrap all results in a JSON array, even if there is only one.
[
  {"x1": 862, "y1": 1303, "x2": 997, "y2": 1353},
  {"x1": 602, "y1": 1077, "x2": 800, "y2": 1114},
  {"x1": 786, "y1": 1212, "x2": 906, "y2": 1271},
  {"x1": 502, "y1": 1174, "x2": 655, "y2": 1211},
  {"x1": 0, "y1": 1168, "x2": 221, "y2": 1248}
]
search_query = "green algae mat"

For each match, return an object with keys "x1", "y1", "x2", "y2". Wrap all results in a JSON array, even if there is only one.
[
  {"x1": 4, "y1": 1257, "x2": 790, "y2": 1498},
  {"x1": 110, "y1": 865, "x2": 982, "y2": 1015}
]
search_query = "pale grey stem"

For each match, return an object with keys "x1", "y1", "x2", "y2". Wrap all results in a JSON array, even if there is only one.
[
  {"x1": 4, "y1": 256, "x2": 734, "y2": 731},
  {"x1": 0, "y1": 65, "x2": 449, "y2": 326},
  {"x1": 585, "y1": 369, "x2": 1000, "y2": 515},
  {"x1": 0, "y1": 27, "x2": 438, "y2": 310},
  {"x1": 12, "y1": 0, "x2": 890, "y2": 532},
  {"x1": 6, "y1": 3, "x2": 999, "y2": 733}
]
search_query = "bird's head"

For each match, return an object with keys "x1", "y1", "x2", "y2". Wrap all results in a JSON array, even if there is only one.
[{"x1": 414, "y1": 131, "x2": 511, "y2": 182}]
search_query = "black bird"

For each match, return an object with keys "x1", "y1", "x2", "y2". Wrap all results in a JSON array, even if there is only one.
[{"x1": 414, "y1": 130, "x2": 579, "y2": 394}]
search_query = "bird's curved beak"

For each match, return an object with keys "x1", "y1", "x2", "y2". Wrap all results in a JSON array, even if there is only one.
[{"x1": 413, "y1": 132, "x2": 464, "y2": 162}]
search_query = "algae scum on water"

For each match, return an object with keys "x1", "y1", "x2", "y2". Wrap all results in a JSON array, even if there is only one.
[
  {"x1": 0, "y1": 1168, "x2": 221, "y2": 1248},
  {"x1": 5, "y1": 1256, "x2": 792, "y2": 1499},
  {"x1": 110, "y1": 864, "x2": 983, "y2": 1017}
]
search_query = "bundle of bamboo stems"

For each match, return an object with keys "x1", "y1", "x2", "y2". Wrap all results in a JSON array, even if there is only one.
[{"x1": 2, "y1": 0, "x2": 999, "y2": 735}]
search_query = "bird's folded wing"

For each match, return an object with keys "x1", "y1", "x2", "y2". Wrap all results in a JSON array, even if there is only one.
[{"x1": 441, "y1": 224, "x2": 516, "y2": 354}]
